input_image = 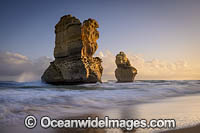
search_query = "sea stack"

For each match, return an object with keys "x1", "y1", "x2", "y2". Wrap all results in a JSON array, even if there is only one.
[
  {"x1": 41, "y1": 15, "x2": 103, "y2": 84},
  {"x1": 115, "y1": 52, "x2": 137, "y2": 82}
]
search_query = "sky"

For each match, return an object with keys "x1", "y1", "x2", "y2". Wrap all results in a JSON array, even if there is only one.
[{"x1": 0, "y1": 0, "x2": 200, "y2": 81}]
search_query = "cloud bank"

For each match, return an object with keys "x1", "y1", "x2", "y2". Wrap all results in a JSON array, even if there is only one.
[
  {"x1": 0, "y1": 51, "x2": 52, "y2": 82},
  {"x1": 97, "y1": 50, "x2": 199, "y2": 81},
  {"x1": 0, "y1": 51, "x2": 199, "y2": 82}
]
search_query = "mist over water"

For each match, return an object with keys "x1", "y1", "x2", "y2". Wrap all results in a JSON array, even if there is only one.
[{"x1": 0, "y1": 80, "x2": 200, "y2": 129}]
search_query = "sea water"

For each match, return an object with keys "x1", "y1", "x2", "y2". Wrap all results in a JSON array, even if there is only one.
[{"x1": 0, "y1": 80, "x2": 200, "y2": 132}]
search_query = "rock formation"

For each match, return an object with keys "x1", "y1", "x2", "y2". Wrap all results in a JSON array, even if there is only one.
[
  {"x1": 41, "y1": 15, "x2": 103, "y2": 84},
  {"x1": 115, "y1": 52, "x2": 137, "y2": 82}
]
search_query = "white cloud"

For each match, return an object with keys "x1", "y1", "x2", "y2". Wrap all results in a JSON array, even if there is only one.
[
  {"x1": 97, "y1": 50, "x2": 198, "y2": 80},
  {"x1": 0, "y1": 50, "x2": 198, "y2": 82},
  {"x1": 0, "y1": 51, "x2": 52, "y2": 82}
]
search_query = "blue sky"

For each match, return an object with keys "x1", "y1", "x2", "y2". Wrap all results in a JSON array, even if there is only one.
[{"x1": 0, "y1": 0, "x2": 200, "y2": 81}]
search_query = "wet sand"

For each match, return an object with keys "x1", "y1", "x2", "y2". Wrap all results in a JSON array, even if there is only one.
[
  {"x1": 133, "y1": 94, "x2": 200, "y2": 133},
  {"x1": 163, "y1": 124, "x2": 200, "y2": 133},
  {"x1": 57, "y1": 94, "x2": 200, "y2": 133}
]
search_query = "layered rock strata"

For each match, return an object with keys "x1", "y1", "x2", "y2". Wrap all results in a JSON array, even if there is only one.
[
  {"x1": 115, "y1": 52, "x2": 137, "y2": 82},
  {"x1": 42, "y1": 15, "x2": 103, "y2": 84}
]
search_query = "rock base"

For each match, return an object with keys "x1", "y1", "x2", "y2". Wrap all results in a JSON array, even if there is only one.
[
  {"x1": 42, "y1": 57, "x2": 103, "y2": 84},
  {"x1": 115, "y1": 67, "x2": 137, "y2": 82}
]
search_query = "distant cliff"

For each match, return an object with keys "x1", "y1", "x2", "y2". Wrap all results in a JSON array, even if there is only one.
[
  {"x1": 42, "y1": 15, "x2": 103, "y2": 84},
  {"x1": 115, "y1": 52, "x2": 137, "y2": 82}
]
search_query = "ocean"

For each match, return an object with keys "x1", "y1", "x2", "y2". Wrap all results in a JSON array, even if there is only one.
[{"x1": 0, "y1": 80, "x2": 200, "y2": 132}]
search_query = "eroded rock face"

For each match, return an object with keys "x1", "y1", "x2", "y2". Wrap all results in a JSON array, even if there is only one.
[
  {"x1": 42, "y1": 15, "x2": 103, "y2": 84},
  {"x1": 115, "y1": 52, "x2": 137, "y2": 82}
]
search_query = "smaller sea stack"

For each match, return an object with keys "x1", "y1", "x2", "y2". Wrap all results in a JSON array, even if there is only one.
[{"x1": 115, "y1": 51, "x2": 137, "y2": 82}]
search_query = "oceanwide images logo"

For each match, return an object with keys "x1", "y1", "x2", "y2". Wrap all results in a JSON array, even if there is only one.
[{"x1": 24, "y1": 115, "x2": 176, "y2": 130}]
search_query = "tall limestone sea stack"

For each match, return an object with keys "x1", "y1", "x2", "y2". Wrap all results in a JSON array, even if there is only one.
[
  {"x1": 41, "y1": 15, "x2": 103, "y2": 84},
  {"x1": 115, "y1": 52, "x2": 137, "y2": 82}
]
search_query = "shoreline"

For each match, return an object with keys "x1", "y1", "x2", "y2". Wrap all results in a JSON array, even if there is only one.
[
  {"x1": 0, "y1": 80, "x2": 200, "y2": 133},
  {"x1": 1, "y1": 94, "x2": 200, "y2": 133}
]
